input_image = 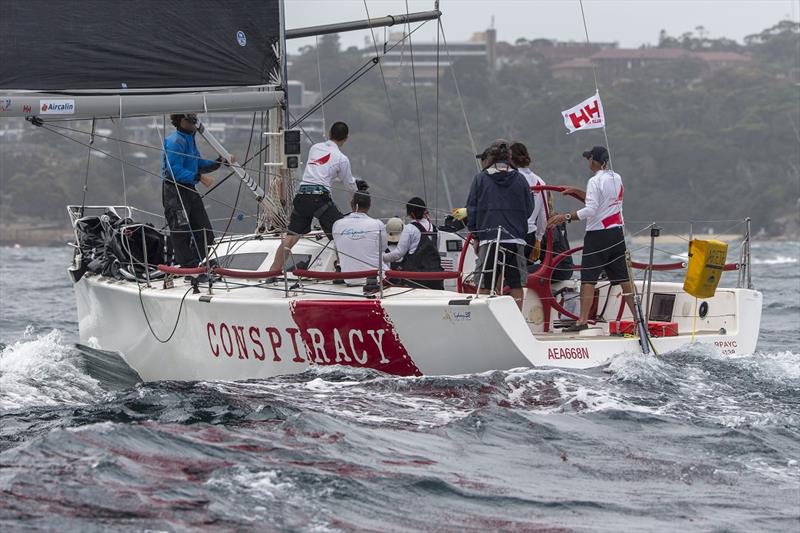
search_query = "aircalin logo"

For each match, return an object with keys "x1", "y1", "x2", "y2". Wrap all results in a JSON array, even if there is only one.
[
  {"x1": 236, "y1": 30, "x2": 247, "y2": 46},
  {"x1": 39, "y1": 99, "x2": 75, "y2": 115},
  {"x1": 0, "y1": 99, "x2": 10, "y2": 112}
]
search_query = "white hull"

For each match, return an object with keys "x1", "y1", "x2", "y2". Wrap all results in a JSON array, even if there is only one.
[{"x1": 74, "y1": 269, "x2": 762, "y2": 382}]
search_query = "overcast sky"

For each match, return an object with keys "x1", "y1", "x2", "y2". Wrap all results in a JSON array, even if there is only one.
[{"x1": 285, "y1": 0, "x2": 798, "y2": 53}]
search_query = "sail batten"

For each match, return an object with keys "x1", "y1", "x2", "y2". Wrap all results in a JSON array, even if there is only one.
[{"x1": 0, "y1": 0, "x2": 280, "y2": 92}]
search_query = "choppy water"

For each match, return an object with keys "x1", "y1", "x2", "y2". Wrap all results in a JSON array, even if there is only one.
[{"x1": 1, "y1": 242, "x2": 798, "y2": 532}]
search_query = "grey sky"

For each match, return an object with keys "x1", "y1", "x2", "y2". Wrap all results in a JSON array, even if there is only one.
[{"x1": 286, "y1": 0, "x2": 797, "y2": 52}]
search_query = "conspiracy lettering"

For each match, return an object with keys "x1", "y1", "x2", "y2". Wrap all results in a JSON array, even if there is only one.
[{"x1": 206, "y1": 321, "x2": 391, "y2": 367}]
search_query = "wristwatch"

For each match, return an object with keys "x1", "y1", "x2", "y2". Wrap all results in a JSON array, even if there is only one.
[{"x1": 565, "y1": 213, "x2": 572, "y2": 223}]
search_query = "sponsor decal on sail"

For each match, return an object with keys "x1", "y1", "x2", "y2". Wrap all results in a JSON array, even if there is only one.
[
  {"x1": 39, "y1": 99, "x2": 75, "y2": 115},
  {"x1": 0, "y1": 99, "x2": 11, "y2": 112}
]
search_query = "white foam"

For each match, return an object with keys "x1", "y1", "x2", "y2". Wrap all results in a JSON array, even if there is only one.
[
  {"x1": 0, "y1": 328, "x2": 103, "y2": 410},
  {"x1": 751, "y1": 255, "x2": 798, "y2": 265}
]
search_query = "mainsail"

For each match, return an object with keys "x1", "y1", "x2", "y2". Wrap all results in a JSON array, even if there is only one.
[{"x1": 0, "y1": 0, "x2": 283, "y2": 118}]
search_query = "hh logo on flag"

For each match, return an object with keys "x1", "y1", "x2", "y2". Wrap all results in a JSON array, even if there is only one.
[{"x1": 562, "y1": 93, "x2": 605, "y2": 133}]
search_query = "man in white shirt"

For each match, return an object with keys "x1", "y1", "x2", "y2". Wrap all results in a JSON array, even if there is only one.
[
  {"x1": 332, "y1": 191, "x2": 388, "y2": 286},
  {"x1": 269, "y1": 121, "x2": 367, "y2": 272},
  {"x1": 548, "y1": 146, "x2": 635, "y2": 332},
  {"x1": 382, "y1": 197, "x2": 444, "y2": 289},
  {"x1": 510, "y1": 142, "x2": 547, "y2": 264}
]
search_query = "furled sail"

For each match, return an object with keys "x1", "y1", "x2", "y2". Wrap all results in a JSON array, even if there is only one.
[
  {"x1": 0, "y1": 0, "x2": 280, "y2": 91},
  {"x1": 0, "y1": 0, "x2": 283, "y2": 118}
]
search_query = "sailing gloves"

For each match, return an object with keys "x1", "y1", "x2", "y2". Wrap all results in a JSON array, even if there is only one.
[{"x1": 355, "y1": 179, "x2": 370, "y2": 192}]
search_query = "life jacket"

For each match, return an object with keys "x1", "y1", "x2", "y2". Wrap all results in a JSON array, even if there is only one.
[{"x1": 400, "y1": 221, "x2": 444, "y2": 289}]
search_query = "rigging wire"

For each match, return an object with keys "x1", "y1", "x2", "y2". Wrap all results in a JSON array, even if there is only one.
[
  {"x1": 80, "y1": 119, "x2": 95, "y2": 217},
  {"x1": 434, "y1": 0, "x2": 441, "y2": 223},
  {"x1": 315, "y1": 34, "x2": 327, "y2": 138},
  {"x1": 578, "y1": 0, "x2": 613, "y2": 168},
  {"x1": 290, "y1": 19, "x2": 431, "y2": 128},
  {"x1": 33, "y1": 121, "x2": 263, "y2": 221},
  {"x1": 205, "y1": 111, "x2": 264, "y2": 261},
  {"x1": 363, "y1": 0, "x2": 406, "y2": 183},
  {"x1": 437, "y1": 18, "x2": 480, "y2": 171},
  {"x1": 114, "y1": 115, "x2": 128, "y2": 207},
  {"x1": 405, "y1": 0, "x2": 428, "y2": 204}
]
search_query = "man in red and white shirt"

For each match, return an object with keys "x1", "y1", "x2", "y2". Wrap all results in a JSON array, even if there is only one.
[
  {"x1": 548, "y1": 146, "x2": 635, "y2": 332},
  {"x1": 269, "y1": 121, "x2": 366, "y2": 272}
]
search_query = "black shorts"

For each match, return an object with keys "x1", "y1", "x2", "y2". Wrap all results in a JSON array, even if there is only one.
[
  {"x1": 477, "y1": 242, "x2": 527, "y2": 289},
  {"x1": 287, "y1": 193, "x2": 344, "y2": 238},
  {"x1": 581, "y1": 227, "x2": 629, "y2": 284}
]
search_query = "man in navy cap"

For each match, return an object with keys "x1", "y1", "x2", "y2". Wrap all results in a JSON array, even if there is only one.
[{"x1": 548, "y1": 146, "x2": 635, "y2": 331}]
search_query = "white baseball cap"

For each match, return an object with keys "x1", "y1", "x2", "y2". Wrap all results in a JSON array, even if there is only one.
[{"x1": 386, "y1": 217, "x2": 404, "y2": 243}]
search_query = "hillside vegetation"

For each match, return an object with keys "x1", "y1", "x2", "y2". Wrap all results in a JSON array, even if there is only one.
[{"x1": 1, "y1": 21, "x2": 797, "y2": 238}]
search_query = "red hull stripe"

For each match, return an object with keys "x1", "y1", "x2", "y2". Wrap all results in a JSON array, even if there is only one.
[{"x1": 290, "y1": 300, "x2": 422, "y2": 376}]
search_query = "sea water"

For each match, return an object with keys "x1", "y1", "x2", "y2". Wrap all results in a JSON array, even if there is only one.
[{"x1": 1, "y1": 242, "x2": 798, "y2": 532}]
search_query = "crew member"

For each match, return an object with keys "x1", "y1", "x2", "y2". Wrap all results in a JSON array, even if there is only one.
[
  {"x1": 547, "y1": 145, "x2": 636, "y2": 332},
  {"x1": 161, "y1": 113, "x2": 232, "y2": 267},
  {"x1": 510, "y1": 141, "x2": 547, "y2": 265},
  {"x1": 331, "y1": 191, "x2": 388, "y2": 287},
  {"x1": 465, "y1": 139, "x2": 534, "y2": 310},
  {"x1": 268, "y1": 121, "x2": 367, "y2": 272},
  {"x1": 383, "y1": 197, "x2": 444, "y2": 289}
]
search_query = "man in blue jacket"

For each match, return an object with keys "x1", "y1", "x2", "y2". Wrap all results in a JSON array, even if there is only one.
[
  {"x1": 466, "y1": 139, "x2": 534, "y2": 310},
  {"x1": 161, "y1": 113, "x2": 230, "y2": 267}
]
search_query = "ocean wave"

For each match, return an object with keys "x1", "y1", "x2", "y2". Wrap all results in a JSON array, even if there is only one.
[
  {"x1": 0, "y1": 328, "x2": 104, "y2": 410},
  {"x1": 751, "y1": 255, "x2": 798, "y2": 265}
]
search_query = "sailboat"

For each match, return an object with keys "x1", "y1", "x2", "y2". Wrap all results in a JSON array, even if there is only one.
[{"x1": 0, "y1": 1, "x2": 762, "y2": 381}]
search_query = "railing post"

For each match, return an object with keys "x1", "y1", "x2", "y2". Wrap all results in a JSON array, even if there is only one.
[
  {"x1": 745, "y1": 217, "x2": 752, "y2": 289},
  {"x1": 282, "y1": 232, "x2": 289, "y2": 297},
  {"x1": 204, "y1": 231, "x2": 213, "y2": 295},
  {"x1": 378, "y1": 229, "x2": 384, "y2": 299},
  {"x1": 489, "y1": 227, "x2": 502, "y2": 296},
  {"x1": 644, "y1": 223, "x2": 659, "y2": 322},
  {"x1": 142, "y1": 226, "x2": 151, "y2": 288}
]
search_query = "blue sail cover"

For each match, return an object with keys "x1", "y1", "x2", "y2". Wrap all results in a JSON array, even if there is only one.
[{"x1": 0, "y1": 0, "x2": 280, "y2": 91}]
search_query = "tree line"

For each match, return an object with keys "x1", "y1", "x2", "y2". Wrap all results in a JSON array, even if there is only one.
[{"x1": 0, "y1": 20, "x2": 797, "y2": 238}]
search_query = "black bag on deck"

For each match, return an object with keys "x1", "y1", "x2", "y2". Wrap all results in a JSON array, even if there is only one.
[
  {"x1": 398, "y1": 222, "x2": 444, "y2": 290},
  {"x1": 543, "y1": 222, "x2": 574, "y2": 281}
]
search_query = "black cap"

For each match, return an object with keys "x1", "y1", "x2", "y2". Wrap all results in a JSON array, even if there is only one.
[
  {"x1": 582, "y1": 146, "x2": 609, "y2": 164},
  {"x1": 475, "y1": 150, "x2": 488, "y2": 160}
]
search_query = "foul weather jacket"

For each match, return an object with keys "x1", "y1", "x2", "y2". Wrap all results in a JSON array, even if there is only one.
[
  {"x1": 161, "y1": 130, "x2": 220, "y2": 185},
  {"x1": 466, "y1": 163, "x2": 534, "y2": 243}
]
